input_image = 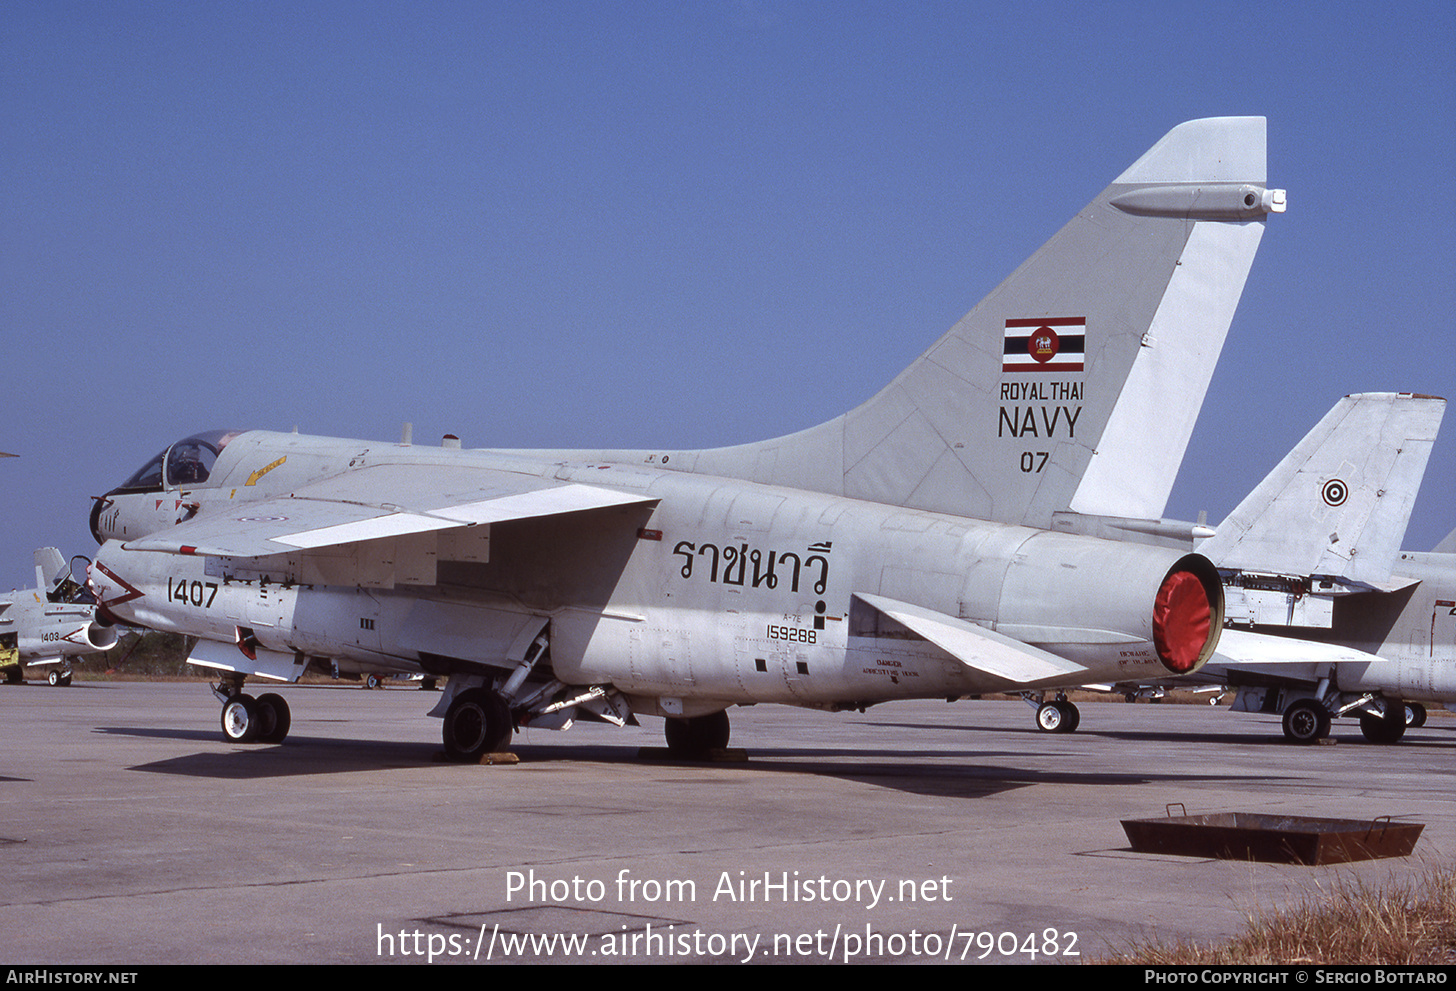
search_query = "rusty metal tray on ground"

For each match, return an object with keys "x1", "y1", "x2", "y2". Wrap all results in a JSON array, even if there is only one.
[{"x1": 1121, "y1": 806, "x2": 1424, "y2": 865}]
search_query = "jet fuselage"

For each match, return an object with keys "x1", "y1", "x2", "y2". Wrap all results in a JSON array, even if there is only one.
[{"x1": 90, "y1": 431, "x2": 1221, "y2": 715}]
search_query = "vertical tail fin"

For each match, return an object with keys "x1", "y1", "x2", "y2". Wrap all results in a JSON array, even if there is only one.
[
  {"x1": 668, "y1": 118, "x2": 1283, "y2": 526},
  {"x1": 1199, "y1": 393, "x2": 1446, "y2": 585},
  {"x1": 33, "y1": 547, "x2": 67, "y2": 594}
]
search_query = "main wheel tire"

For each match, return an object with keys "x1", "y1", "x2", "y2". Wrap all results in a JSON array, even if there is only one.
[
  {"x1": 221, "y1": 694, "x2": 261, "y2": 743},
  {"x1": 1360, "y1": 705, "x2": 1406, "y2": 744},
  {"x1": 365, "y1": 674, "x2": 382, "y2": 690},
  {"x1": 1282, "y1": 699, "x2": 1329, "y2": 743},
  {"x1": 1057, "y1": 700, "x2": 1081, "y2": 733},
  {"x1": 1035, "y1": 702, "x2": 1064, "y2": 733},
  {"x1": 48, "y1": 670, "x2": 61, "y2": 687},
  {"x1": 255, "y1": 693, "x2": 291, "y2": 744},
  {"x1": 664, "y1": 710, "x2": 731, "y2": 755},
  {"x1": 442, "y1": 688, "x2": 512, "y2": 761},
  {"x1": 1405, "y1": 702, "x2": 1427, "y2": 728}
]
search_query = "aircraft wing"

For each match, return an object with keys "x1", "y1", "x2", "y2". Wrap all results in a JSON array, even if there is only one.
[
  {"x1": 122, "y1": 463, "x2": 658, "y2": 558},
  {"x1": 853, "y1": 593, "x2": 1089, "y2": 686},
  {"x1": 1209, "y1": 628, "x2": 1384, "y2": 667}
]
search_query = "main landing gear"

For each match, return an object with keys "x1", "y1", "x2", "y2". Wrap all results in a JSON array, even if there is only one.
[
  {"x1": 214, "y1": 677, "x2": 291, "y2": 744},
  {"x1": 662, "y1": 710, "x2": 731, "y2": 756},
  {"x1": 1023, "y1": 692, "x2": 1080, "y2": 733},
  {"x1": 1280, "y1": 695, "x2": 1416, "y2": 744},
  {"x1": 47, "y1": 669, "x2": 73, "y2": 687}
]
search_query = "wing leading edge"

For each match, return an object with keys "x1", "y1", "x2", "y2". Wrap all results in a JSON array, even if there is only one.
[{"x1": 123, "y1": 472, "x2": 657, "y2": 559}]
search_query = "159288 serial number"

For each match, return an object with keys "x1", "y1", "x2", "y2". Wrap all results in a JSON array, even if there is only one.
[{"x1": 767, "y1": 624, "x2": 816, "y2": 643}]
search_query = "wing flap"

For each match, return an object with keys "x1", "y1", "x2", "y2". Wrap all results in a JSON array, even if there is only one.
[{"x1": 853, "y1": 593, "x2": 1087, "y2": 685}]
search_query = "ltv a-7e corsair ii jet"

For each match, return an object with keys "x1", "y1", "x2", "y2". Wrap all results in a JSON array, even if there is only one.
[
  {"x1": 1085, "y1": 392, "x2": 1453, "y2": 743},
  {"x1": 2, "y1": 548, "x2": 117, "y2": 686},
  {"x1": 1198, "y1": 393, "x2": 1454, "y2": 743},
  {"x1": 87, "y1": 117, "x2": 1285, "y2": 758}
]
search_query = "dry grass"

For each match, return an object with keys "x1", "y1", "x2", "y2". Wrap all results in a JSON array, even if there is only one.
[{"x1": 1097, "y1": 864, "x2": 1456, "y2": 964}]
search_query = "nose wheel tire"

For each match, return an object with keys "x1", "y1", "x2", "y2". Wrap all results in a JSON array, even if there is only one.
[
  {"x1": 219, "y1": 692, "x2": 291, "y2": 744},
  {"x1": 254, "y1": 693, "x2": 291, "y2": 743},
  {"x1": 221, "y1": 694, "x2": 261, "y2": 743}
]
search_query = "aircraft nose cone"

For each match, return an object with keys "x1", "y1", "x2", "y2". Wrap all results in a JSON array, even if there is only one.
[
  {"x1": 89, "y1": 495, "x2": 108, "y2": 545},
  {"x1": 84, "y1": 554, "x2": 126, "y2": 627},
  {"x1": 89, "y1": 491, "x2": 121, "y2": 545}
]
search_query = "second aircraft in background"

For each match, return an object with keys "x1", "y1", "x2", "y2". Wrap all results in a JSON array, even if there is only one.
[{"x1": 1078, "y1": 392, "x2": 1451, "y2": 743}]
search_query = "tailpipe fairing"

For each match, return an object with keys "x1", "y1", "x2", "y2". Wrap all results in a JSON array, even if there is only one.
[{"x1": 993, "y1": 535, "x2": 1224, "y2": 681}]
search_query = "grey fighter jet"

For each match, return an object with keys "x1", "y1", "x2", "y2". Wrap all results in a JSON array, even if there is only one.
[
  {"x1": 85, "y1": 118, "x2": 1284, "y2": 757},
  {"x1": 1200, "y1": 392, "x2": 1452, "y2": 742},
  {"x1": 1203, "y1": 390, "x2": 1453, "y2": 742},
  {"x1": 1, "y1": 549, "x2": 117, "y2": 686},
  {"x1": 1084, "y1": 392, "x2": 1453, "y2": 743}
]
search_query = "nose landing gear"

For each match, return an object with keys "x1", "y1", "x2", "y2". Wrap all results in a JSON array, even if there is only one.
[{"x1": 217, "y1": 683, "x2": 292, "y2": 744}]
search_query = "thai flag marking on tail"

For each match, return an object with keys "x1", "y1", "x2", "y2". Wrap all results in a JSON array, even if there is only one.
[{"x1": 1003, "y1": 317, "x2": 1085, "y2": 373}]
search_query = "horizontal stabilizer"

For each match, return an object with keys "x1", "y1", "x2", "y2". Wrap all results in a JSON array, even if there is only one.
[
  {"x1": 1212, "y1": 628, "x2": 1384, "y2": 666},
  {"x1": 993, "y1": 623, "x2": 1143, "y2": 645},
  {"x1": 853, "y1": 593, "x2": 1087, "y2": 686},
  {"x1": 1319, "y1": 573, "x2": 1422, "y2": 595}
]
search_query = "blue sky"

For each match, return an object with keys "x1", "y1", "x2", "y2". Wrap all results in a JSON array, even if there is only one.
[{"x1": 3, "y1": 0, "x2": 1453, "y2": 586}]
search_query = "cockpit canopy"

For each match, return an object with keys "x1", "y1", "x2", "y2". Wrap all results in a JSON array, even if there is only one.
[{"x1": 113, "y1": 430, "x2": 244, "y2": 492}]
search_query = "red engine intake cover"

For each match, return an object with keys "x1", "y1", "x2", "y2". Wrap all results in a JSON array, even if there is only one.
[{"x1": 1153, "y1": 569, "x2": 1212, "y2": 673}]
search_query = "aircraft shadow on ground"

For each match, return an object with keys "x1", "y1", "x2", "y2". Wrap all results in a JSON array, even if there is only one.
[
  {"x1": 98, "y1": 727, "x2": 445, "y2": 779},
  {"x1": 101, "y1": 728, "x2": 1270, "y2": 799},
  {"x1": 861, "y1": 717, "x2": 1456, "y2": 750}
]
